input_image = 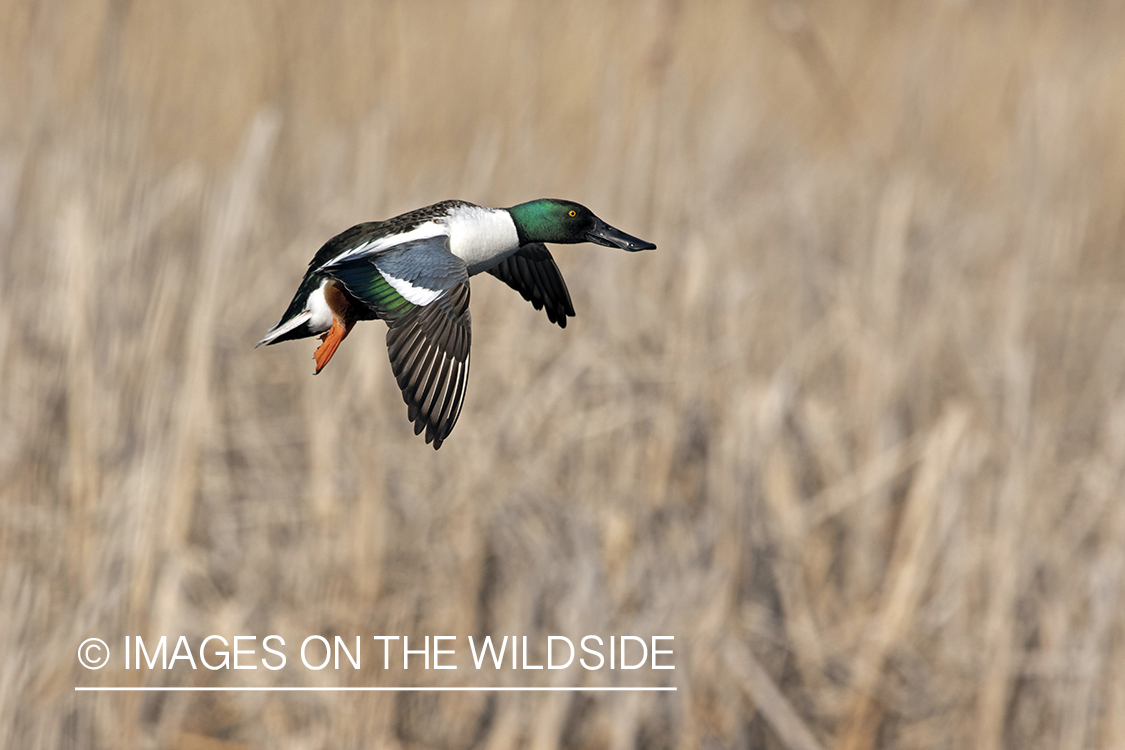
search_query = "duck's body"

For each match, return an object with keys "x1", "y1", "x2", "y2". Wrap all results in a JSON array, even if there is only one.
[{"x1": 259, "y1": 199, "x2": 654, "y2": 448}]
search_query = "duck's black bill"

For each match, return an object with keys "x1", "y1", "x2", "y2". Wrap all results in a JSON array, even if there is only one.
[{"x1": 586, "y1": 218, "x2": 656, "y2": 252}]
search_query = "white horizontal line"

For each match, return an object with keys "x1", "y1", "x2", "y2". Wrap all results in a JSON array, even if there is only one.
[{"x1": 75, "y1": 686, "x2": 676, "y2": 692}]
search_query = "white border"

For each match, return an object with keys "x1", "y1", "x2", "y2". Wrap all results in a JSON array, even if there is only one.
[{"x1": 75, "y1": 686, "x2": 675, "y2": 692}]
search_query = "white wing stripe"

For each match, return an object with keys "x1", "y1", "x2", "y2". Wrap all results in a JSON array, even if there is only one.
[
  {"x1": 381, "y1": 271, "x2": 443, "y2": 306},
  {"x1": 318, "y1": 221, "x2": 447, "y2": 270}
]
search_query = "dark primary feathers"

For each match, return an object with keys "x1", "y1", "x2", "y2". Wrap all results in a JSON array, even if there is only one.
[
  {"x1": 487, "y1": 243, "x2": 575, "y2": 328},
  {"x1": 386, "y1": 283, "x2": 471, "y2": 449}
]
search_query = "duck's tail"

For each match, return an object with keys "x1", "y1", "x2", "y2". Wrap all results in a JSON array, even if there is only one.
[{"x1": 256, "y1": 311, "x2": 313, "y2": 347}]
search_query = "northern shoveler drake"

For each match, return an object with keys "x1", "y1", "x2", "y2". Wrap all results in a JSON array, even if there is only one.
[{"x1": 258, "y1": 199, "x2": 655, "y2": 448}]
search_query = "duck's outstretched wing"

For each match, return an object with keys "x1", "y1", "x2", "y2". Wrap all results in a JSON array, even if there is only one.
[
  {"x1": 384, "y1": 284, "x2": 471, "y2": 449},
  {"x1": 327, "y1": 236, "x2": 471, "y2": 449},
  {"x1": 487, "y1": 243, "x2": 575, "y2": 328}
]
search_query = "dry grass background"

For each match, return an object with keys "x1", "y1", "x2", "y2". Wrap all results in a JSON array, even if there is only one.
[{"x1": 4, "y1": 0, "x2": 1125, "y2": 748}]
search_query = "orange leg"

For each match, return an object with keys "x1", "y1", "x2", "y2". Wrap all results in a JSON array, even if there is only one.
[
  {"x1": 312, "y1": 281, "x2": 355, "y2": 374},
  {"x1": 313, "y1": 316, "x2": 354, "y2": 374}
]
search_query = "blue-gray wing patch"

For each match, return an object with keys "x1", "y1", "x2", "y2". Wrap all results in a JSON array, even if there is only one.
[
  {"x1": 327, "y1": 234, "x2": 468, "y2": 319},
  {"x1": 373, "y1": 237, "x2": 468, "y2": 292}
]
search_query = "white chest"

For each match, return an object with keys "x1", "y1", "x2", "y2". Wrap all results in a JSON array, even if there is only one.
[{"x1": 445, "y1": 206, "x2": 520, "y2": 275}]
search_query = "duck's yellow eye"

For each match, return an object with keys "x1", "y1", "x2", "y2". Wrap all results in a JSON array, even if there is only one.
[{"x1": 569, "y1": 210, "x2": 576, "y2": 217}]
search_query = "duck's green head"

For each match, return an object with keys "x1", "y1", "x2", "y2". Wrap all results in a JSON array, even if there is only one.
[{"x1": 508, "y1": 199, "x2": 656, "y2": 251}]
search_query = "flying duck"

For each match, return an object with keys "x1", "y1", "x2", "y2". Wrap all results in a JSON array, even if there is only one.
[{"x1": 258, "y1": 199, "x2": 655, "y2": 448}]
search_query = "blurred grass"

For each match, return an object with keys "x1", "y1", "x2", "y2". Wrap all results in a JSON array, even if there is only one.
[{"x1": 4, "y1": 0, "x2": 1125, "y2": 748}]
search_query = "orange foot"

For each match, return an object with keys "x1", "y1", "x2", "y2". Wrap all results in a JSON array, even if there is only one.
[{"x1": 313, "y1": 317, "x2": 354, "y2": 374}]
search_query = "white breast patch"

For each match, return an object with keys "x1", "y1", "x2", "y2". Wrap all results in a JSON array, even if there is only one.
[{"x1": 445, "y1": 206, "x2": 520, "y2": 275}]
